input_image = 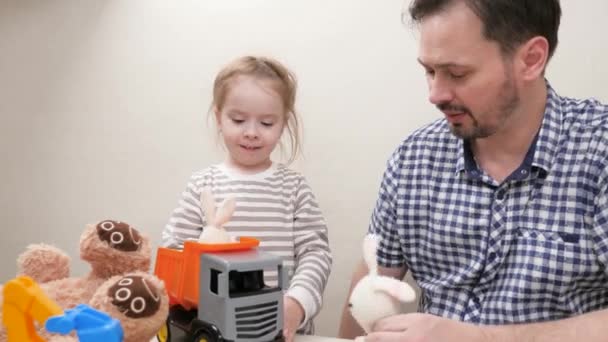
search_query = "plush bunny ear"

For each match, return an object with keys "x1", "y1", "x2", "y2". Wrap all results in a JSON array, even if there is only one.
[
  {"x1": 200, "y1": 188, "x2": 216, "y2": 223},
  {"x1": 372, "y1": 277, "x2": 417, "y2": 303},
  {"x1": 214, "y1": 196, "x2": 236, "y2": 227},
  {"x1": 363, "y1": 234, "x2": 379, "y2": 274}
]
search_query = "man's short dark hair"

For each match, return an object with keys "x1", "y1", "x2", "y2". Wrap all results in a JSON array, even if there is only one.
[{"x1": 408, "y1": 0, "x2": 561, "y2": 59}]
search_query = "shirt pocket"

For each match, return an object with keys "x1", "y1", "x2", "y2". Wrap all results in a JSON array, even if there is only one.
[{"x1": 512, "y1": 226, "x2": 595, "y2": 293}]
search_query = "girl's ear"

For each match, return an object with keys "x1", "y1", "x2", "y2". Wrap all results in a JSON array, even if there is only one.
[{"x1": 214, "y1": 106, "x2": 222, "y2": 126}]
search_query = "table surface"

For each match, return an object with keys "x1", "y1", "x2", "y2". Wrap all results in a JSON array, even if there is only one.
[
  {"x1": 296, "y1": 335, "x2": 351, "y2": 342},
  {"x1": 150, "y1": 335, "x2": 351, "y2": 342}
]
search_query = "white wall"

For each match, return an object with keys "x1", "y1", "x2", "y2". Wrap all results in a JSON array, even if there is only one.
[{"x1": 1, "y1": 0, "x2": 607, "y2": 337}]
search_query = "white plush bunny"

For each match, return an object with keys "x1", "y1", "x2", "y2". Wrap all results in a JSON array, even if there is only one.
[
  {"x1": 197, "y1": 187, "x2": 236, "y2": 243},
  {"x1": 349, "y1": 234, "x2": 417, "y2": 340}
]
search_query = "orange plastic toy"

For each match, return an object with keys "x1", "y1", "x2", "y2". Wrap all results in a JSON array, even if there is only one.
[
  {"x1": 154, "y1": 237, "x2": 259, "y2": 310},
  {"x1": 2, "y1": 276, "x2": 63, "y2": 342}
]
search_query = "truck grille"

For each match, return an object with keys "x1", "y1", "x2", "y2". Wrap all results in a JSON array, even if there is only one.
[{"x1": 235, "y1": 301, "x2": 279, "y2": 339}]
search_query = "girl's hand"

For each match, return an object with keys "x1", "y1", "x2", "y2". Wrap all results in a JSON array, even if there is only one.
[{"x1": 283, "y1": 296, "x2": 305, "y2": 342}]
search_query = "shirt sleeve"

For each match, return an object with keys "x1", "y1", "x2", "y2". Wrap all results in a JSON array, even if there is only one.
[
  {"x1": 369, "y1": 144, "x2": 408, "y2": 269},
  {"x1": 285, "y1": 175, "x2": 332, "y2": 329},
  {"x1": 593, "y1": 165, "x2": 608, "y2": 273},
  {"x1": 161, "y1": 174, "x2": 204, "y2": 248}
]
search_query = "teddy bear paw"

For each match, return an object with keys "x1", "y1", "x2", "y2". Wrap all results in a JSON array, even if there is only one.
[{"x1": 89, "y1": 272, "x2": 169, "y2": 342}]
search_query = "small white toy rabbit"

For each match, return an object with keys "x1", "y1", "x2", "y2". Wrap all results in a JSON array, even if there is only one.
[
  {"x1": 348, "y1": 234, "x2": 417, "y2": 340},
  {"x1": 197, "y1": 187, "x2": 236, "y2": 243}
]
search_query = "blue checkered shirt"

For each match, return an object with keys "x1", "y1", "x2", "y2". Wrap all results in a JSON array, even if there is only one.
[{"x1": 370, "y1": 83, "x2": 608, "y2": 324}]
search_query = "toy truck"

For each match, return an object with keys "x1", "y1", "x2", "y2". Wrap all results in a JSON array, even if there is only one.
[{"x1": 154, "y1": 237, "x2": 288, "y2": 342}]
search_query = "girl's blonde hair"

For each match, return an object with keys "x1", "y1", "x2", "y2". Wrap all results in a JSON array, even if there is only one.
[{"x1": 211, "y1": 55, "x2": 301, "y2": 165}]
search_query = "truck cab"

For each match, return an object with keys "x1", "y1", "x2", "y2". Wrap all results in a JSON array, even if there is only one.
[{"x1": 155, "y1": 239, "x2": 288, "y2": 342}]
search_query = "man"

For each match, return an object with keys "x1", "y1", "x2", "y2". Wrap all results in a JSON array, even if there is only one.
[{"x1": 339, "y1": 1, "x2": 608, "y2": 341}]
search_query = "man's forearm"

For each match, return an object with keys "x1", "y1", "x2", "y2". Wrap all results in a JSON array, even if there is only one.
[{"x1": 483, "y1": 309, "x2": 608, "y2": 342}]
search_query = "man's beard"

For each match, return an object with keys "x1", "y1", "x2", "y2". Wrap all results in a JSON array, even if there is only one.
[{"x1": 440, "y1": 74, "x2": 520, "y2": 140}]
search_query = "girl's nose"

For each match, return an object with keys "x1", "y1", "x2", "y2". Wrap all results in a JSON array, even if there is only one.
[{"x1": 244, "y1": 122, "x2": 259, "y2": 139}]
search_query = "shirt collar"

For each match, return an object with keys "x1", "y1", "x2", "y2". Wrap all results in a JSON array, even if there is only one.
[
  {"x1": 455, "y1": 81, "x2": 563, "y2": 178},
  {"x1": 532, "y1": 82, "x2": 563, "y2": 174}
]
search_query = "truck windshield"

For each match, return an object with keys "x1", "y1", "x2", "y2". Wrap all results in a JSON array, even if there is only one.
[{"x1": 228, "y1": 270, "x2": 278, "y2": 298}]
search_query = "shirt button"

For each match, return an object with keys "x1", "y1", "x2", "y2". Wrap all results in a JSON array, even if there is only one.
[{"x1": 496, "y1": 189, "x2": 506, "y2": 200}]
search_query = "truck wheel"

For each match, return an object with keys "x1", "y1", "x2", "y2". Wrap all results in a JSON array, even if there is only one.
[
  {"x1": 157, "y1": 319, "x2": 171, "y2": 342},
  {"x1": 192, "y1": 328, "x2": 217, "y2": 342}
]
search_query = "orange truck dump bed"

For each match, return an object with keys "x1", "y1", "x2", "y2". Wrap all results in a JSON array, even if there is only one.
[{"x1": 154, "y1": 237, "x2": 259, "y2": 310}]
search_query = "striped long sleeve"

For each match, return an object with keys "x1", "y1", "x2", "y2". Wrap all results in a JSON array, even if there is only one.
[
  {"x1": 161, "y1": 175, "x2": 205, "y2": 248},
  {"x1": 285, "y1": 176, "x2": 332, "y2": 330},
  {"x1": 161, "y1": 163, "x2": 332, "y2": 331}
]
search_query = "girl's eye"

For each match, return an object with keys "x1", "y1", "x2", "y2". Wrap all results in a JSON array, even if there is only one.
[
  {"x1": 261, "y1": 122, "x2": 274, "y2": 127},
  {"x1": 231, "y1": 118, "x2": 244, "y2": 124}
]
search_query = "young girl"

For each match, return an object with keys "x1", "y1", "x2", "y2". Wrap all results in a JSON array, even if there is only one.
[{"x1": 161, "y1": 56, "x2": 332, "y2": 340}]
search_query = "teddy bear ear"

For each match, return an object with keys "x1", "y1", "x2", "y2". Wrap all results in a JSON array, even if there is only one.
[
  {"x1": 200, "y1": 188, "x2": 217, "y2": 223},
  {"x1": 214, "y1": 196, "x2": 236, "y2": 227},
  {"x1": 372, "y1": 277, "x2": 417, "y2": 303},
  {"x1": 362, "y1": 234, "x2": 379, "y2": 274}
]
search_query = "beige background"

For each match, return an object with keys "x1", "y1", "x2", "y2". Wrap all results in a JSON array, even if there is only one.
[{"x1": 1, "y1": 0, "x2": 608, "y2": 337}]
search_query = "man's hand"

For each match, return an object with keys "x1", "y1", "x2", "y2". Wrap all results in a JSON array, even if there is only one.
[
  {"x1": 283, "y1": 296, "x2": 305, "y2": 342},
  {"x1": 366, "y1": 313, "x2": 487, "y2": 342}
]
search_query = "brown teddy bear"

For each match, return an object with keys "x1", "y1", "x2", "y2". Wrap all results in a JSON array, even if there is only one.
[{"x1": 0, "y1": 220, "x2": 169, "y2": 342}]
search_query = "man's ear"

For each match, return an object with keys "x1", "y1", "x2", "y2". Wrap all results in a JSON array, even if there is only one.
[{"x1": 515, "y1": 36, "x2": 550, "y2": 81}]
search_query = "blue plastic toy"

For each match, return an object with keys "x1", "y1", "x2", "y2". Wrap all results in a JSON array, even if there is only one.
[{"x1": 45, "y1": 304, "x2": 123, "y2": 342}]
